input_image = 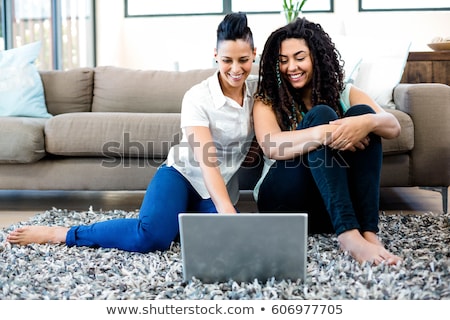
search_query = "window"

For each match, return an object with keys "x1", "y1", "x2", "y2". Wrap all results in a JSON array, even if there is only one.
[
  {"x1": 125, "y1": 0, "x2": 333, "y2": 17},
  {"x1": 1, "y1": 0, "x2": 96, "y2": 70},
  {"x1": 0, "y1": 1, "x2": 4, "y2": 50},
  {"x1": 359, "y1": 0, "x2": 450, "y2": 11}
]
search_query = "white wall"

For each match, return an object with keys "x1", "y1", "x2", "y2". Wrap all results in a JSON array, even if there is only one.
[{"x1": 96, "y1": 0, "x2": 450, "y2": 71}]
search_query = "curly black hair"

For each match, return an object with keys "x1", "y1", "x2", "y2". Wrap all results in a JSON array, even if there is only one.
[{"x1": 255, "y1": 17, "x2": 345, "y2": 130}]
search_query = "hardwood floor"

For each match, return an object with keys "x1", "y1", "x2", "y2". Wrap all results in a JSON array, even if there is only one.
[{"x1": 0, "y1": 187, "x2": 447, "y2": 228}]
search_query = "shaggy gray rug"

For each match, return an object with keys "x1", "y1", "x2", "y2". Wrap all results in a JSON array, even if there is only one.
[{"x1": 0, "y1": 208, "x2": 448, "y2": 300}]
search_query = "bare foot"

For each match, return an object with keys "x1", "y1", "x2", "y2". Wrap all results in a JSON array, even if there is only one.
[
  {"x1": 362, "y1": 231, "x2": 402, "y2": 265},
  {"x1": 338, "y1": 229, "x2": 401, "y2": 266},
  {"x1": 362, "y1": 231, "x2": 385, "y2": 247},
  {"x1": 7, "y1": 226, "x2": 69, "y2": 245}
]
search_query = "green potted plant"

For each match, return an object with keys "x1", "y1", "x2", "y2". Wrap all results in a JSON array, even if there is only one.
[{"x1": 283, "y1": 0, "x2": 308, "y2": 23}]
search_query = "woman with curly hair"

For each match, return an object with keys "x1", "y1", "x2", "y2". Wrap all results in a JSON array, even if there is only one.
[{"x1": 253, "y1": 18, "x2": 402, "y2": 265}]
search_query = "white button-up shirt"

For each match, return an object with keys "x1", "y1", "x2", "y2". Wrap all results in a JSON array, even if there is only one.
[{"x1": 167, "y1": 71, "x2": 258, "y2": 204}]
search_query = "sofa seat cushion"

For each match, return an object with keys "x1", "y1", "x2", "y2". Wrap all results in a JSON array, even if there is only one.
[
  {"x1": 0, "y1": 117, "x2": 47, "y2": 163},
  {"x1": 92, "y1": 66, "x2": 216, "y2": 113},
  {"x1": 381, "y1": 109, "x2": 414, "y2": 155},
  {"x1": 45, "y1": 112, "x2": 181, "y2": 157}
]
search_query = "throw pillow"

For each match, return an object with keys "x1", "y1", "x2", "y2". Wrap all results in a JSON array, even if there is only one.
[
  {"x1": 0, "y1": 41, "x2": 52, "y2": 118},
  {"x1": 352, "y1": 37, "x2": 411, "y2": 109},
  {"x1": 333, "y1": 35, "x2": 411, "y2": 108}
]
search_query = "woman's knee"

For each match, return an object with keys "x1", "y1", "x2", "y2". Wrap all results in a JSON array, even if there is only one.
[
  {"x1": 300, "y1": 104, "x2": 338, "y2": 128},
  {"x1": 132, "y1": 235, "x2": 173, "y2": 253},
  {"x1": 345, "y1": 104, "x2": 375, "y2": 117}
]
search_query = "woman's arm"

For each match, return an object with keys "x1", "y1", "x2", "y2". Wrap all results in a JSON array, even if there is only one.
[
  {"x1": 184, "y1": 126, "x2": 236, "y2": 214},
  {"x1": 328, "y1": 86, "x2": 401, "y2": 151},
  {"x1": 253, "y1": 100, "x2": 333, "y2": 160}
]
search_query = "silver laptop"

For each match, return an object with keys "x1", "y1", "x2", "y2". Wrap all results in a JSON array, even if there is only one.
[{"x1": 178, "y1": 213, "x2": 308, "y2": 283}]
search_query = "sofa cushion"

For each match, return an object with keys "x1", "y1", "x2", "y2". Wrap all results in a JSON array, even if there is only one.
[
  {"x1": 0, "y1": 117, "x2": 47, "y2": 163},
  {"x1": 0, "y1": 41, "x2": 52, "y2": 118},
  {"x1": 381, "y1": 109, "x2": 414, "y2": 155},
  {"x1": 45, "y1": 112, "x2": 181, "y2": 158},
  {"x1": 39, "y1": 68, "x2": 94, "y2": 115},
  {"x1": 92, "y1": 66, "x2": 216, "y2": 113}
]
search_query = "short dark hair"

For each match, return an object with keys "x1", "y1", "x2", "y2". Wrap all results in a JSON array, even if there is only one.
[{"x1": 216, "y1": 12, "x2": 254, "y2": 50}]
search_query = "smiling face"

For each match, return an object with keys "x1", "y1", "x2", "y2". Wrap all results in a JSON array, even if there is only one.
[
  {"x1": 279, "y1": 38, "x2": 313, "y2": 90},
  {"x1": 214, "y1": 39, "x2": 256, "y2": 95}
]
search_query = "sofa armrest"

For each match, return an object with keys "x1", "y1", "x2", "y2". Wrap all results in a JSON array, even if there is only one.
[{"x1": 393, "y1": 83, "x2": 450, "y2": 186}]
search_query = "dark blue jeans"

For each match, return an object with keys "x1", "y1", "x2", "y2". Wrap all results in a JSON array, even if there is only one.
[
  {"x1": 257, "y1": 104, "x2": 382, "y2": 235},
  {"x1": 66, "y1": 165, "x2": 219, "y2": 252}
]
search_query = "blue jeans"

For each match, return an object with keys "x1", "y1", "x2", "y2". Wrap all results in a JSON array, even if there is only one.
[
  {"x1": 257, "y1": 104, "x2": 382, "y2": 235},
  {"x1": 66, "y1": 165, "x2": 219, "y2": 252}
]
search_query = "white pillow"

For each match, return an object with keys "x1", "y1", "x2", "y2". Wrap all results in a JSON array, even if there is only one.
[
  {"x1": 333, "y1": 35, "x2": 363, "y2": 84},
  {"x1": 353, "y1": 38, "x2": 411, "y2": 108},
  {"x1": 0, "y1": 41, "x2": 52, "y2": 118},
  {"x1": 333, "y1": 35, "x2": 411, "y2": 108}
]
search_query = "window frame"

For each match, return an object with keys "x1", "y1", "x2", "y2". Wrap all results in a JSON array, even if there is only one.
[
  {"x1": 1, "y1": 0, "x2": 13, "y2": 49},
  {"x1": 358, "y1": 0, "x2": 450, "y2": 12},
  {"x1": 1, "y1": 0, "x2": 96, "y2": 70},
  {"x1": 124, "y1": 0, "x2": 334, "y2": 18}
]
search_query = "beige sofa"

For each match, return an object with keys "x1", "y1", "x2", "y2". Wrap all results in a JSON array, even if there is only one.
[{"x1": 0, "y1": 66, "x2": 448, "y2": 212}]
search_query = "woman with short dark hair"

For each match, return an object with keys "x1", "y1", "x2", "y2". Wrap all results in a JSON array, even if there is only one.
[{"x1": 8, "y1": 12, "x2": 258, "y2": 253}]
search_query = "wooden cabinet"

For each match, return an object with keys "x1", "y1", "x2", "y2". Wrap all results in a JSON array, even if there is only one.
[{"x1": 401, "y1": 51, "x2": 450, "y2": 85}]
